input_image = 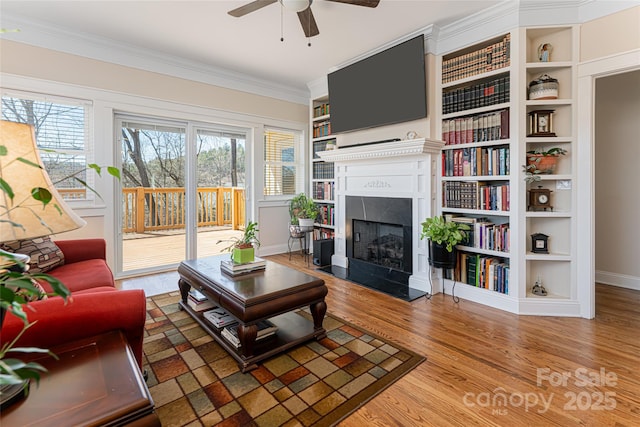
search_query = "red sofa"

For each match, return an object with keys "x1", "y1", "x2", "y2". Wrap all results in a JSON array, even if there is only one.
[{"x1": 1, "y1": 239, "x2": 147, "y2": 368}]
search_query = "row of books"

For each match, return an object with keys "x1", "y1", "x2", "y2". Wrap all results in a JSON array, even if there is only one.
[
  {"x1": 442, "y1": 34, "x2": 511, "y2": 83},
  {"x1": 442, "y1": 75, "x2": 510, "y2": 114},
  {"x1": 316, "y1": 204, "x2": 335, "y2": 227},
  {"x1": 313, "y1": 139, "x2": 336, "y2": 159},
  {"x1": 442, "y1": 109, "x2": 509, "y2": 145},
  {"x1": 442, "y1": 181, "x2": 510, "y2": 212},
  {"x1": 442, "y1": 146, "x2": 510, "y2": 177},
  {"x1": 450, "y1": 216, "x2": 510, "y2": 253},
  {"x1": 313, "y1": 103, "x2": 330, "y2": 118},
  {"x1": 221, "y1": 320, "x2": 278, "y2": 349},
  {"x1": 220, "y1": 257, "x2": 266, "y2": 276},
  {"x1": 444, "y1": 252, "x2": 510, "y2": 294},
  {"x1": 313, "y1": 120, "x2": 331, "y2": 138},
  {"x1": 313, "y1": 162, "x2": 335, "y2": 180},
  {"x1": 313, "y1": 228, "x2": 335, "y2": 240},
  {"x1": 313, "y1": 181, "x2": 334, "y2": 201}
]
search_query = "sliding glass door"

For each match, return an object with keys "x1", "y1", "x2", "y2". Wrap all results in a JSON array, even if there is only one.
[{"x1": 115, "y1": 116, "x2": 247, "y2": 276}]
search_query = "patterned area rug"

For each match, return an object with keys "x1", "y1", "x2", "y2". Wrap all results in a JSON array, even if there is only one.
[{"x1": 144, "y1": 291, "x2": 425, "y2": 426}]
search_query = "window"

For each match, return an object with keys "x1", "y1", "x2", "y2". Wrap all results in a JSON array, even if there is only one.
[
  {"x1": 263, "y1": 128, "x2": 302, "y2": 196},
  {"x1": 1, "y1": 92, "x2": 92, "y2": 200}
]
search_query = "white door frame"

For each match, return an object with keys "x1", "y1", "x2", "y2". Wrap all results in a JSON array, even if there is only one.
[{"x1": 576, "y1": 49, "x2": 640, "y2": 319}]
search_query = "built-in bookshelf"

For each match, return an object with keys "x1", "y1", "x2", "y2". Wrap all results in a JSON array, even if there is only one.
[
  {"x1": 439, "y1": 32, "x2": 514, "y2": 305},
  {"x1": 310, "y1": 96, "x2": 335, "y2": 244},
  {"x1": 520, "y1": 25, "x2": 578, "y2": 313},
  {"x1": 438, "y1": 26, "x2": 583, "y2": 316}
]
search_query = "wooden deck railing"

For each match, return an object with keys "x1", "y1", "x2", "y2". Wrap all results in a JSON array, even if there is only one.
[{"x1": 122, "y1": 187, "x2": 245, "y2": 234}]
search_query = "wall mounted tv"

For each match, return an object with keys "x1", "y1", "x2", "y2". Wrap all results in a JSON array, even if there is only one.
[{"x1": 328, "y1": 35, "x2": 427, "y2": 135}]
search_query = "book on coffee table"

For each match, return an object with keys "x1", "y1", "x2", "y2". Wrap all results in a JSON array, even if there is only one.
[
  {"x1": 220, "y1": 257, "x2": 266, "y2": 276},
  {"x1": 221, "y1": 320, "x2": 278, "y2": 348}
]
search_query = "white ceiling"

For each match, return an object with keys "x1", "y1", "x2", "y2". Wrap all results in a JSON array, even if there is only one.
[{"x1": 1, "y1": 0, "x2": 504, "y2": 100}]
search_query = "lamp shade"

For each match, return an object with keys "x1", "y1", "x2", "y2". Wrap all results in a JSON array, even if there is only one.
[{"x1": 0, "y1": 120, "x2": 86, "y2": 242}]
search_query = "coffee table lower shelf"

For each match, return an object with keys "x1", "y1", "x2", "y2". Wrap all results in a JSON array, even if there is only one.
[{"x1": 179, "y1": 302, "x2": 326, "y2": 372}]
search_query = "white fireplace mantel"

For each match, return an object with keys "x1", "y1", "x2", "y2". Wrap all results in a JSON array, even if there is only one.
[
  {"x1": 317, "y1": 138, "x2": 444, "y2": 162},
  {"x1": 318, "y1": 137, "x2": 445, "y2": 296}
]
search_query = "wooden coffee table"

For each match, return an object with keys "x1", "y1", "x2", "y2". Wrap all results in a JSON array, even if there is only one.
[{"x1": 178, "y1": 254, "x2": 328, "y2": 372}]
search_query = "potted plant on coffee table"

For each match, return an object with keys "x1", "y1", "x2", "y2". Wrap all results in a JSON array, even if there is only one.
[
  {"x1": 218, "y1": 221, "x2": 260, "y2": 264},
  {"x1": 420, "y1": 216, "x2": 470, "y2": 269}
]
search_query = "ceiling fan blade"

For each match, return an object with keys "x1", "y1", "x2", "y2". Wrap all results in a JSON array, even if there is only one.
[
  {"x1": 326, "y1": 0, "x2": 380, "y2": 7},
  {"x1": 298, "y1": 7, "x2": 320, "y2": 37},
  {"x1": 228, "y1": 0, "x2": 278, "y2": 17}
]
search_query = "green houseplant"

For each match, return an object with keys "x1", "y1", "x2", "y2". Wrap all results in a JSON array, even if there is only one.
[
  {"x1": 218, "y1": 221, "x2": 260, "y2": 264},
  {"x1": 523, "y1": 147, "x2": 567, "y2": 183},
  {"x1": 420, "y1": 216, "x2": 470, "y2": 268},
  {"x1": 288, "y1": 193, "x2": 319, "y2": 230}
]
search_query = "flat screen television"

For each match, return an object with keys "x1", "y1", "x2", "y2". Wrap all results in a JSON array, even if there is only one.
[{"x1": 328, "y1": 35, "x2": 427, "y2": 135}]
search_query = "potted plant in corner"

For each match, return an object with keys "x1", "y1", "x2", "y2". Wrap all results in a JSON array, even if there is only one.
[
  {"x1": 523, "y1": 147, "x2": 567, "y2": 182},
  {"x1": 218, "y1": 221, "x2": 260, "y2": 264},
  {"x1": 420, "y1": 216, "x2": 470, "y2": 269},
  {"x1": 289, "y1": 193, "x2": 319, "y2": 232}
]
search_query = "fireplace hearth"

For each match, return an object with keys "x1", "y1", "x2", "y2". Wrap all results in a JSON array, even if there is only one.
[{"x1": 319, "y1": 195, "x2": 425, "y2": 301}]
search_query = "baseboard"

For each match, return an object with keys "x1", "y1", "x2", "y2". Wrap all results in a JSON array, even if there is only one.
[{"x1": 595, "y1": 270, "x2": 640, "y2": 291}]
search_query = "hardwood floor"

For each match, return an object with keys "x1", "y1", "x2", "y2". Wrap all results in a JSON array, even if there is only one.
[{"x1": 119, "y1": 254, "x2": 640, "y2": 426}]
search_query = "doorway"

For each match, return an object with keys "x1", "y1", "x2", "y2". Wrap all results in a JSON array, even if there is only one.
[{"x1": 115, "y1": 116, "x2": 247, "y2": 276}]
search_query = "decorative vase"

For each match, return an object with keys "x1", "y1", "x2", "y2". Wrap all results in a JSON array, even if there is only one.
[
  {"x1": 289, "y1": 224, "x2": 304, "y2": 238},
  {"x1": 526, "y1": 154, "x2": 559, "y2": 174},
  {"x1": 232, "y1": 246, "x2": 254, "y2": 264},
  {"x1": 298, "y1": 218, "x2": 314, "y2": 231},
  {"x1": 428, "y1": 241, "x2": 457, "y2": 269}
]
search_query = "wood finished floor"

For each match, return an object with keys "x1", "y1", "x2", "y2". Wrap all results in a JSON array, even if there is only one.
[{"x1": 119, "y1": 253, "x2": 640, "y2": 426}]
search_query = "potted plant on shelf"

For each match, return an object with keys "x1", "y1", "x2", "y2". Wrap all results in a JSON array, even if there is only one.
[
  {"x1": 523, "y1": 147, "x2": 567, "y2": 183},
  {"x1": 288, "y1": 193, "x2": 319, "y2": 232},
  {"x1": 420, "y1": 216, "x2": 470, "y2": 269},
  {"x1": 218, "y1": 221, "x2": 260, "y2": 264}
]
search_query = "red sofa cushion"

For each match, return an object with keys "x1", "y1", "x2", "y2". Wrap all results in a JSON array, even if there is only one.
[{"x1": 42, "y1": 259, "x2": 115, "y2": 293}]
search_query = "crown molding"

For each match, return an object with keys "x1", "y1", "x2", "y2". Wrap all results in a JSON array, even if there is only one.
[{"x1": 0, "y1": 12, "x2": 310, "y2": 106}]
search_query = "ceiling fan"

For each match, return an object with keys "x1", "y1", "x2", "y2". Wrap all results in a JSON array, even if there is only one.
[{"x1": 228, "y1": 0, "x2": 380, "y2": 38}]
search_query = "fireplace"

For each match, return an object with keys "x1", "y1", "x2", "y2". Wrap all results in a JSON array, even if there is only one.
[
  {"x1": 338, "y1": 195, "x2": 420, "y2": 300},
  {"x1": 317, "y1": 138, "x2": 444, "y2": 300}
]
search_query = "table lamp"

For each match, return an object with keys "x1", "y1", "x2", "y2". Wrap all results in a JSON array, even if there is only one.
[{"x1": 1, "y1": 120, "x2": 87, "y2": 408}]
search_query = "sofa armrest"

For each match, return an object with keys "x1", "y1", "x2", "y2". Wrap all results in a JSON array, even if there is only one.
[
  {"x1": 1, "y1": 289, "x2": 147, "y2": 368},
  {"x1": 54, "y1": 239, "x2": 106, "y2": 264}
]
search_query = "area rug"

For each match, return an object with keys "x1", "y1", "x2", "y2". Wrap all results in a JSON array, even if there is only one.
[{"x1": 143, "y1": 291, "x2": 425, "y2": 427}]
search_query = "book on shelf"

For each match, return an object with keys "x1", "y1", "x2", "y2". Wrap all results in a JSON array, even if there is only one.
[
  {"x1": 203, "y1": 307, "x2": 238, "y2": 329},
  {"x1": 220, "y1": 257, "x2": 266, "y2": 276},
  {"x1": 187, "y1": 297, "x2": 216, "y2": 312},
  {"x1": 187, "y1": 289, "x2": 216, "y2": 311},
  {"x1": 221, "y1": 320, "x2": 279, "y2": 348}
]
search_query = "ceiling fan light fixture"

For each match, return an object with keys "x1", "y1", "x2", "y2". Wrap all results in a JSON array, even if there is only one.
[{"x1": 280, "y1": 0, "x2": 311, "y2": 12}]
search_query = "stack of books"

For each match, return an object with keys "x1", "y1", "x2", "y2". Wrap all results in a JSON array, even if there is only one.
[
  {"x1": 203, "y1": 307, "x2": 237, "y2": 329},
  {"x1": 221, "y1": 320, "x2": 279, "y2": 349},
  {"x1": 187, "y1": 289, "x2": 216, "y2": 312},
  {"x1": 220, "y1": 257, "x2": 266, "y2": 276}
]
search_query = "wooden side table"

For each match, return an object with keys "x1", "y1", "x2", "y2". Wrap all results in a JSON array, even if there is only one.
[{"x1": 1, "y1": 331, "x2": 159, "y2": 427}]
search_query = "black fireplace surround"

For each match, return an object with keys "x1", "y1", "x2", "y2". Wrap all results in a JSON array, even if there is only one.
[{"x1": 320, "y1": 196, "x2": 425, "y2": 301}]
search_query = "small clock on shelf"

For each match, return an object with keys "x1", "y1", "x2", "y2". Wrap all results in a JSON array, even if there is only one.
[
  {"x1": 531, "y1": 233, "x2": 549, "y2": 254},
  {"x1": 528, "y1": 186, "x2": 552, "y2": 211},
  {"x1": 528, "y1": 110, "x2": 556, "y2": 137}
]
